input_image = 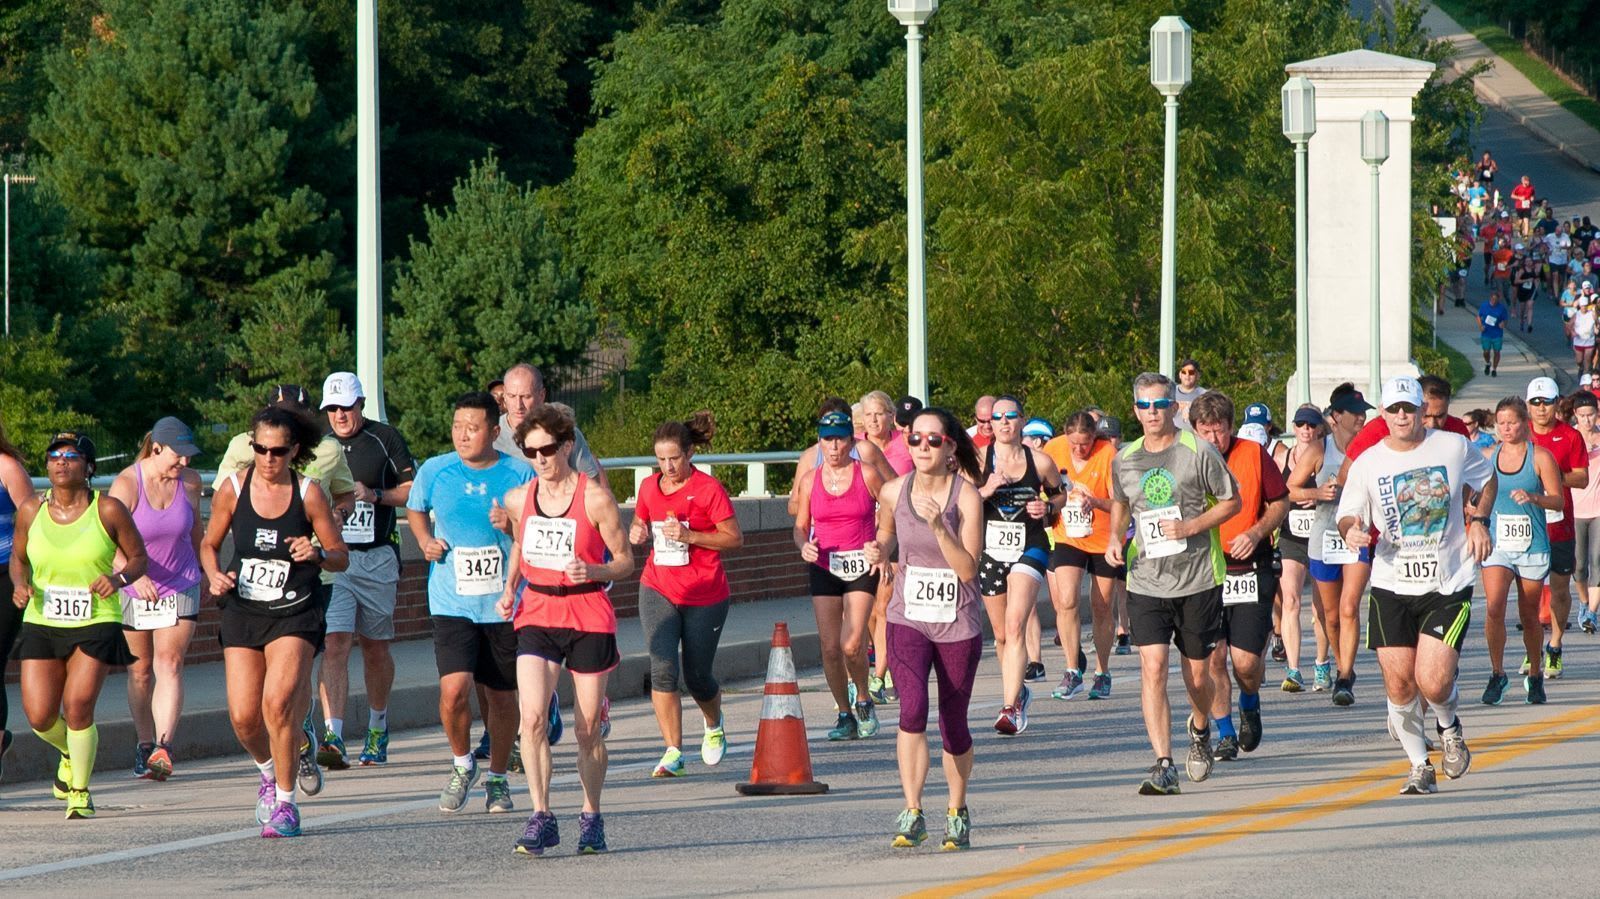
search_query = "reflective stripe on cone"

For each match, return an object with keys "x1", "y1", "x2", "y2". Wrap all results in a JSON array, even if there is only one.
[{"x1": 736, "y1": 621, "x2": 828, "y2": 796}]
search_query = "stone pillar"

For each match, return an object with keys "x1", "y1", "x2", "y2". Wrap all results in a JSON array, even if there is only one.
[{"x1": 1283, "y1": 50, "x2": 1434, "y2": 415}]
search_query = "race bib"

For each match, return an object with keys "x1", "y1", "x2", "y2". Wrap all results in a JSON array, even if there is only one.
[
  {"x1": 902, "y1": 565, "x2": 959, "y2": 624},
  {"x1": 1395, "y1": 548, "x2": 1441, "y2": 591},
  {"x1": 1061, "y1": 504, "x2": 1093, "y2": 539},
  {"x1": 651, "y1": 522, "x2": 690, "y2": 567},
  {"x1": 237, "y1": 558, "x2": 291, "y2": 603},
  {"x1": 1495, "y1": 513, "x2": 1533, "y2": 553},
  {"x1": 1288, "y1": 509, "x2": 1315, "y2": 539},
  {"x1": 342, "y1": 501, "x2": 376, "y2": 543},
  {"x1": 1483, "y1": 315, "x2": 1498, "y2": 327},
  {"x1": 521, "y1": 516, "x2": 576, "y2": 570},
  {"x1": 828, "y1": 549, "x2": 870, "y2": 581},
  {"x1": 132, "y1": 594, "x2": 178, "y2": 630},
  {"x1": 1321, "y1": 531, "x2": 1358, "y2": 564},
  {"x1": 1137, "y1": 507, "x2": 1185, "y2": 559},
  {"x1": 1222, "y1": 571, "x2": 1260, "y2": 606},
  {"x1": 984, "y1": 520, "x2": 1026, "y2": 563},
  {"x1": 1546, "y1": 506, "x2": 1565, "y2": 525},
  {"x1": 452, "y1": 546, "x2": 504, "y2": 596},
  {"x1": 43, "y1": 586, "x2": 92, "y2": 622}
]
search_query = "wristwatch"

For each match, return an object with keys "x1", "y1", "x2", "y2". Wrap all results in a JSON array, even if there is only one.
[
  {"x1": 1469, "y1": 515, "x2": 1490, "y2": 527},
  {"x1": 373, "y1": 487, "x2": 384, "y2": 505}
]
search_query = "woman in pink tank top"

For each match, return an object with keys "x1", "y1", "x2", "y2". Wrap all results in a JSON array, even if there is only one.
[
  {"x1": 107, "y1": 416, "x2": 205, "y2": 781},
  {"x1": 793, "y1": 410, "x2": 887, "y2": 742}
]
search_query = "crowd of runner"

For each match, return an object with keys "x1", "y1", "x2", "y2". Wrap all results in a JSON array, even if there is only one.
[{"x1": 3, "y1": 353, "x2": 1598, "y2": 853}]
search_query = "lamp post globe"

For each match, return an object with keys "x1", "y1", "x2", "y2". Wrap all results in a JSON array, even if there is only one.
[
  {"x1": 1149, "y1": 16, "x2": 1193, "y2": 97},
  {"x1": 1360, "y1": 109, "x2": 1390, "y2": 166},
  {"x1": 1151, "y1": 15, "x2": 1191, "y2": 377},
  {"x1": 1281, "y1": 76, "x2": 1316, "y2": 143},
  {"x1": 888, "y1": 0, "x2": 937, "y2": 27},
  {"x1": 1282, "y1": 76, "x2": 1315, "y2": 408}
]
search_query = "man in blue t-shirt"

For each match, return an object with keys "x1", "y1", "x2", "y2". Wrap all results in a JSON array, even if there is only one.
[
  {"x1": 1477, "y1": 292, "x2": 1507, "y2": 377},
  {"x1": 406, "y1": 391, "x2": 534, "y2": 813}
]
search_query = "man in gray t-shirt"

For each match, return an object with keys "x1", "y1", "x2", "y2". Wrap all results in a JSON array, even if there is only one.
[
  {"x1": 491, "y1": 363, "x2": 602, "y2": 479},
  {"x1": 1106, "y1": 372, "x2": 1239, "y2": 795}
]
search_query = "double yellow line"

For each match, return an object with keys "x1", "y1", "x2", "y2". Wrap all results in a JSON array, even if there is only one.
[{"x1": 910, "y1": 704, "x2": 1600, "y2": 897}]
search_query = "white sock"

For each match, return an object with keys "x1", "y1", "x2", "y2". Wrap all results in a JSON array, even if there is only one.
[
  {"x1": 1433, "y1": 685, "x2": 1460, "y2": 733},
  {"x1": 1387, "y1": 696, "x2": 1429, "y2": 765},
  {"x1": 275, "y1": 786, "x2": 296, "y2": 806},
  {"x1": 453, "y1": 753, "x2": 473, "y2": 769},
  {"x1": 369, "y1": 708, "x2": 387, "y2": 731},
  {"x1": 326, "y1": 717, "x2": 343, "y2": 738},
  {"x1": 255, "y1": 758, "x2": 274, "y2": 778},
  {"x1": 487, "y1": 771, "x2": 507, "y2": 780}
]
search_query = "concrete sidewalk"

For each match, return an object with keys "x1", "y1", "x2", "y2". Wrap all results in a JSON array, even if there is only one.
[
  {"x1": 1428, "y1": 293, "x2": 1574, "y2": 412},
  {"x1": 1426, "y1": 6, "x2": 1600, "y2": 173},
  {"x1": 2, "y1": 592, "x2": 1070, "y2": 788}
]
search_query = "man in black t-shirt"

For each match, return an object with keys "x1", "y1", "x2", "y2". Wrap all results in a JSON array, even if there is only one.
[{"x1": 313, "y1": 372, "x2": 416, "y2": 770}]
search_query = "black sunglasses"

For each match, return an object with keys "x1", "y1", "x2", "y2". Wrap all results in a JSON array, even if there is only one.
[
  {"x1": 251, "y1": 442, "x2": 293, "y2": 458},
  {"x1": 522, "y1": 442, "x2": 564, "y2": 459},
  {"x1": 1529, "y1": 398, "x2": 1555, "y2": 407}
]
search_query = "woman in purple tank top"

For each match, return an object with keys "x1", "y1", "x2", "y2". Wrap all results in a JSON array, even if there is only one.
[
  {"x1": 793, "y1": 409, "x2": 887, "y2": 742},
  {"x1": 108, "y1": 417, "x2": 205, "y2": 781},
  {"x1": 864, "y1": 407, "x2": 985, "y2": 851}
]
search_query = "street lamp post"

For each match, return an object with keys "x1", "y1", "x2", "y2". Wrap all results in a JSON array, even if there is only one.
[
  {"x1": 889, "y1": 0, "x2": 938, "y2": 402},
  {"x1": 1150, "y1": 16, "x2": 1193, "y2": 379},
  {"x1": 356, "y1": 0, "x2": 386, "y2": 419},
  {"x1": 1281, "y1": 76, "x2": 1316, "y2": 408},
  {"x1": 3, "y1": 173, "x2": 39, "y2": 338},
  {"x1": 1361, "y1": 110, "x2": 1390, "y2": 401}
]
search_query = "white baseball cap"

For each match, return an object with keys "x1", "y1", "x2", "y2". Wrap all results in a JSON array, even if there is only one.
[
  {"x1": 1583, "y1": 374, "x2": 1594, "y2": 388},
  {"x1": 1527, "y1": 376, "x2": 1560, "y2": 402},
  {"x1": 1380, "y1": 376, "x2": 1423, "y2": 409},
  {"x1": 320, "y1": 372, "x2": 365, "y2": 410},
  {"x1": 1236, "y1": 423, "x2": 1269, "y2": 447}
]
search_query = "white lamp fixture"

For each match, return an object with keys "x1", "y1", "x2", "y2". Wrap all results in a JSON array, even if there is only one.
[
  {"x1": 1360, "y1": 109, "x2": 1390, "y2": 166},
  {"x1": 888, "y1": 0, "x2": 938, "y2": 27},
  {"x1": 1149, "y1": 16, "x2": 1193, "y2": 97},
  {"x1": 1280, "y1": 76, "x2": 1316, "y2": 143}
]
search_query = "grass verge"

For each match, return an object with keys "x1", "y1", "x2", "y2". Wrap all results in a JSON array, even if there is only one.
[{"x1": 1431, "y1": 0, "x2": 1600, "y2": 134}]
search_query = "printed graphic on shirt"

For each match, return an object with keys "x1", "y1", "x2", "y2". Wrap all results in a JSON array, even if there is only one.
[
  {"x1": 1381, "y1": 466, "x2": 1450, "y2": 543},
  {"x1": 1141, "y1": 468, "x2": 1177, "y2": 506}
]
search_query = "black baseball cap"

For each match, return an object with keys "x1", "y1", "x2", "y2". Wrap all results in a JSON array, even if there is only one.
[
  {"x1": 151, "y1": 416, "x2": 203, "y2": 457},
  {"x1": 47, "y1": 431, "x2": 97, "y2": 463},
  {"x1": 1328, "y1": 391, "x2": 1374, "y2": 414},
  {"x1": 1095, "y1": 416, "x2": 1123, "y2": 440},
  {"x1": 895, "y1": 395, "x2": 924, "y2": 428},
  {"x1": 265, "y1": 384, "x2": 311, "y2": 412}
]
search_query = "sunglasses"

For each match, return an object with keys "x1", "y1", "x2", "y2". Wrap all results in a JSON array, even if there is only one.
[
  {"x1": 251, "y1": 443, "x2": 293, "y2": 458},
  {"x1": 325, "y1": 403, "x2": 358, "y2": 413},
  {"x1": 990, "y1": 411, "x2": 1021, "y2": 421},
  {"x1": 906, "y1": 432, "x2": 947, "y2": 448},
  {"x1": 1385, "y1": 403, "x2": 1419, "y2": 414},
  {"x1": 47, "y1": 449, "x2": 84, "y2": 461},
  {"x1": 522, "y1": 442, "x2": 564, "y2": 458},
  {"x1": 1134, "y1": 398, "x2": 1174, "y2": 410},
  {"x1": 1179, "y1": 368, "x2": 1198, "y2": 377},
  {"x1": 1529, "y1": 398, "x2": 1556, "y2": 406}
]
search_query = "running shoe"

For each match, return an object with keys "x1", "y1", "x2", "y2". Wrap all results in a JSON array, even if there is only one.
[
  {"x1": 439, "y1": 759, "x2": 481, "y2": 813},
  {"x1": 1017, "y1": 685, "x2": 1032, "y2": 734},
  {"x1": 261, "y1": 801, "x2": 301, "y2": 837},
  {"x1": 1312, "y1": 661, "x2": 1333, "y2": 692},
  {"x1": 1438, "y1": 722, "x2": 1471, "y2": 780},
  {"x1": 884, "y1": 670, "x2": 898, "y2": 702},
  {"x1": 868, "y1": 673, "x2": 890, "y2": 705},
  {"x1": 993, "y1": 706, "x2": 1020, "y2": 736},
  {"x1": 1281, "y1": 668, "x2": 1303, "y2": 693},
  {"x1": 1544, "y1": 648, "x2": 1564, "y2": 679},
  {"x1": 298, "y1": 725, "x2": 324, "y2": 795},
  {"x1": 1239, "y1": 706, "x2": 1263, "y2": 753},
  {"x1": 53, "y1": 755, "x2": 71, "y2": 800},
  {"x1": 147, "y1": 743, "x2": 174, "y2": 781},
  {"x1": 1138, "y1": 758, "x2": 1180, "y2": 795},
  {"x1": 701, "y1": 715, "x2": 727, "y2": 765},
  {"x1": 1087, "y1": 672, "x2": 1112, "y2": 700},
  {"x1": 1052, "y1": 669, "x2": 1084, "y2": 700},
  {"x1": 1481, "y1": 672, "x2": 1509, "y2": 705},
  {"x1": 1115, "y1": 634, "x2": 1132, "y2": 655},
  {"x1": 578, "y1": 811, "x2": 608, "y2": 854},
  {"x1": 1213, "y1": 734, "x2": 1239, "y2": 762},
  {"x1": 65, "y1": 788, "x2": 95, "y2": 820},
  {"x1": 514, "y1": 811, "x2": 560, "y2": 856},
  {"x1": 1185, "y1": 717, "x2": 1214, "y2": 783},
  {"x1": 1331, "y1": 678, "x2": 1355, "y2": 707},
  {"x1": 485, "y1": 776, "x2": 514, "y2": 813},
  {"x1": 1581, "y1": 609, "x2": 1597, "y2": 634},
  {"x1": 1399, "y1": 763, "x2": 1438, "y2": 796},
  {"x1": 358, "y1": 728, "x2": 389, "y2": 766},
  {"x1": 473, "y1": 729, "x2": 491, "y2": 761},
  {"x1": 1526, "y1": 674, "x2": 1547, "y2": 704},
  {"x1": 317, "y1": 731, "x2": 349, "y2": 770},
  {"x1": 652, "y1": 746, "x2": 685, "y2": 777},
  {"x1": 892, "y1": 808, "x2": 928, "y2": 848},
  {"x1": 0, "y1": 729, "x2": 12, "y2": 783},
  {"x1": 599, "y1": 696, "x2": 612, "y2": 741},
  {"x1": 941, "y1": 807, "x2": 971, "y2": 852},
  {"x1": 855, "y1": 700, "x2": 880, "y2": 739},
  {"x1": 1518, "y1": 654, "x2": 1532, "y2": 676},
  {"x1": 256, "y1": 773, "x2": 275, "y2": 825},
  {"x1": 133, "y1": 741, "x2": 154, "y2": 779},
  {"x1": 827, "y1": 710, "x2": 859, "y2": 741},
  {"x1": 1023, "y1": 661, "x2": 1046, "y2": 683},
  {"x1": 547, "y1": 692, "x2": 564, "y2": 746},
  {"x1": 1270, "y1": 636, "x2": 1287, "y2": 664}
]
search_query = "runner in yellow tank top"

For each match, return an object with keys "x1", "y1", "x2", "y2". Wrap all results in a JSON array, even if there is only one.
[{"x1": 9, "y1": 432, "x2": 147, "y2": 819}]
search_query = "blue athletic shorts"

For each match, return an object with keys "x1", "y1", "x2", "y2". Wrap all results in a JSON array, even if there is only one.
[{"x1": 1308, "y1": 547, "x2": 1372, "y2": 583}]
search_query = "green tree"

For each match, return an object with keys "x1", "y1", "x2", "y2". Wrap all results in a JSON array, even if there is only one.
[
  {"x1": 32, "y1": 0, "x2": 345, "y2": 442},
  {"x1": 0, "y1": 1, "x2": 98, "y2": 156},
  {"x1": 0, "y1": 324, "x2": 96, "y2": 463},
  {"x1": 386, "y1": 156, "x2": 593, "y2": 455}
]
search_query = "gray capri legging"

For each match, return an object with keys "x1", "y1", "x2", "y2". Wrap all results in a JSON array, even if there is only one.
[
  {"x1": 637, "y1": 586, "x2": 730, "y2": 702},
  {"x1": 1575, "y1": 517, "x2": 1600, "y2": 585}
]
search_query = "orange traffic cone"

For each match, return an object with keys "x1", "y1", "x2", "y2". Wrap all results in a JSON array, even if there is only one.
[{"x1": 736, "y1": 622, "x2": 829, "y2": 796}]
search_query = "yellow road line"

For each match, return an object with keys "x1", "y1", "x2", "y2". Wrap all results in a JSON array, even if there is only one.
[{"x1": 909, "y1": 704, "x2": 1600, "y2": 899}]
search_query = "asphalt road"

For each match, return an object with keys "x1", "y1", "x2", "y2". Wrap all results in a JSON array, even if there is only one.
[{"x1": 1, "y1": 592, "x2": 1594, "y2": 896}]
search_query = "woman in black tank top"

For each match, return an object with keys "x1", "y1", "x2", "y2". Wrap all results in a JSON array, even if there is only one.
[{"x1": 200, "y1": 407, "x2": 348, "y2": 838}]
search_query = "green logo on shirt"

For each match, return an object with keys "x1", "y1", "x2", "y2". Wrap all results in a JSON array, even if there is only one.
[{"x1": 1141, "y1": 467, "x2": 1177, "y2": 507}]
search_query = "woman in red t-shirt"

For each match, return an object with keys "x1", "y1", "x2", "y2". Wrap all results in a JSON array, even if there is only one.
[
  {"x1": 628, "y1": 411, "x2": 744, "y2": 778},
  {"x1": 495, "y1": 404, "x2": 632, "y2": 855}
]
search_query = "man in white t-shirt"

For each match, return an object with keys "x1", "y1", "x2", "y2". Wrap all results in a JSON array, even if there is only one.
[{"x1": 1337, "y1": 376, "x2": 1497, "y2": 796}]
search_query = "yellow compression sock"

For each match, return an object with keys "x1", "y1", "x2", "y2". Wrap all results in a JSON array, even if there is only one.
[
  {"x1": 66, "y1": 725, "x2": 99, "y2": 790},
  {"x1": 33, "y1": 718, "x2": 69, "y2": 755}
]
